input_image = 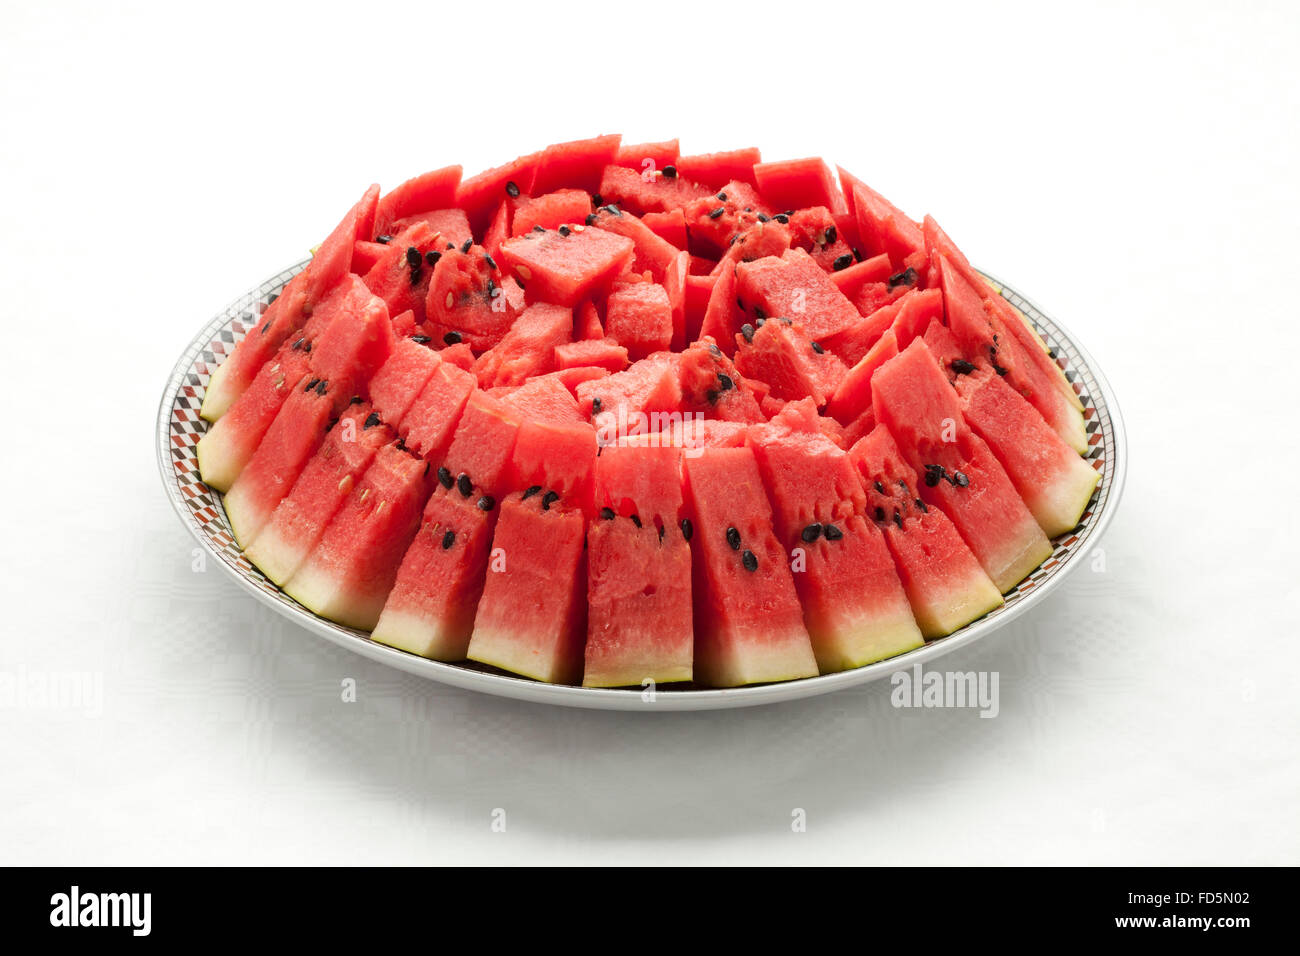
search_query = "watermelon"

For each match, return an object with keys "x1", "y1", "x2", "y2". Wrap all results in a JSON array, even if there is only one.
[
  {"x1": 198, "y1": 138, "x2": 1099, "y2": 690},
  {"x1": 683, "y1": 446, "x2": 819, "y2": 686},
  {"x1": 748, "y1": 402, "x2": 923, "y2": 671},
  {"x1": 584, "y1": 443, "x2": 693, "y2": 687},
  {"x1": 871, "y1": 339, "x2": 1052, "y2": 592},
  {"x1": 848, "y1": 424, "x2": 1003, "y2": 637}
]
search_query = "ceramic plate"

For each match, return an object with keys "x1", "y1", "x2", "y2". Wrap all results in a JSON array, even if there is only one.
[{"x1": 157, "y1": 258, "x2": 1125, "y2": 711}]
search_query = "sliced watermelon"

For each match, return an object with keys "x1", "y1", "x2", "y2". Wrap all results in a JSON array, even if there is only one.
[
  {"x1": 424, "y1": 243, "x2": 518, "y2": 351},
  {"x1": 597, "y1": 164, "x2": 710, "y2": 215},
  {"x1": 511, "y1": 189, "x2": 591, "y2": 236},
  {"x1": 676, "y1": 339, "x2": 765, "y2": 423},
  {"x1": 753, "y1": 157, "x2": 844, "y2": 214},
  {"x1": 748, "y1": 402, "x2": 923, "y2": 670},
  {"x1": 388, "y1": 207, "x2": 473, "y2": 249},
  {"x1": 498, "y1": 227, "x2": 634, "y2": 306},
  {"x1": 367, "y1": 338, "x2": 441, "y2": 426},
  {"x1": 374, "y1": 165, "x2": 463, "y2": 238},
  {"x1": 733, "y1": 317, "x2": 848, "y2": 407},
  {"x1": 955, "y1": 370, "x2": 1099, "y2": 537},
  {"x1": 589, "y1": 206, "x2": 680, "y2": 280},
  {"x1": 605, "y1": 281, "x2": 672, "y2": 360},
  {"x1": 554, "y1": 338, "x2": 629, "y2": 373},
  {"x1": 848, "y1": 424, "x2": 1003, "y2": 637},
  {"x1": 683, "y1": 446, "x2": 818, "y2": 686},
  {"x1": 283, "y1": 442, "x2": 431, "y2": 629},
  {"x1": 360, "y1": 220, "x2": 442, "y2": 326},
  {"x1": 640, "y1": 209, "x2": 689, "y2": 250},
  {"x1": 472, "y1": 302, "x2": 572, "y2": 387},
  {"x1": 675, "y1": 147, "x2": 761, "y2": 188},
  {"x1": 466, "y1": 493, "x2": 588, "y2": 684},
  {"x1": 615, "y1": 139, "x2": 680, "y2": 170},
  {"x1": 530, "y1": 134, "x2": 622, "y2": 196},
  {"x1": 735, "y1": 248, "x2": 861, "y2": 342},
  {"x1": 871, "y1": 340, "x2": 1051, "y2": 592},
  {"x1": 401, "y1": 360, "x2": 476, "y2": 460},
  {"x1": 454, "y1": 151, "x2": 541, "y2": 236}
]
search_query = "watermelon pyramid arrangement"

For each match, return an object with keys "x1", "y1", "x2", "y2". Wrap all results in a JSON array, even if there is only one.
[{"x1": 195, "y1": 135, "x2": 1100, "y2": 688}]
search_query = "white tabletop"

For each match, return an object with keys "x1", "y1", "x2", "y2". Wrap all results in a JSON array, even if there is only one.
[{"x1": 2, "y1": 0, "x2": 1296, "y2": 865}]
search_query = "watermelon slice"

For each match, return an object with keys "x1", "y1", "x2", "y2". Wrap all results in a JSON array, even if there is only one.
[
  {"x1": 675, "y1": 148, "x2": 761, "y2": 188},
  {"x1": 733, "y1": 317, "x2": 848, "y2": 407},
  {"x1": 604, "y1": 281, "x2": 673, "y2": 360},
  {"x1": 848, "y1": 424, "x2": 1003, "y2": 637},
  {"x1": 871, "y1": 340, "x2": 1052, "y2": 592},
  {"x1": 511, "y1": 189, "x2": 591, "y2": 236},
  {"x1": 283, "y1": 442, "x2": 431, "y2": 630},
  {"x1": 597, "y1": 164, "x2": 710, "y2": 214},
  {"x1": 615, "y1": 139, "x2": 680, "y2": 170},
  {"x1": 748, "y1": 402, "x2": 923, "y2": 670},
  {"x1": 374, "y1": 165, "x2": 462, "y2": 238},
  {"x1": 498, "y1": 227, "x2": 634, "y2": 307},
  {"x1": 735, "y1": 248, "x2": 861, "y2": 342},
  {"x1": 683, "y1": 446, "x2": 818, "y2": 686},
  {"x1": 530, "y1": 134, "x2": 622, "y2": 196},
  {"x1": 472, "y1": 302, "x2": 572, "y2": 387},
  {"x1": 244, "y1": 403, "x2": 395, "y2": 586},
  {"x1": 584, "y1": 443, "x2": 693, "y2": 687},
  {"x1": 466, "y1": 493, "x2": 588, "y2": 684},
  {"x1": 753, "y1": 157, "x2": 845, "y2": 214}
]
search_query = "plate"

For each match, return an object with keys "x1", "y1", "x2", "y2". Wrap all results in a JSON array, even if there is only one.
[{"x1": 157, "y1": 258, "x2": 1125, "y2": 711}]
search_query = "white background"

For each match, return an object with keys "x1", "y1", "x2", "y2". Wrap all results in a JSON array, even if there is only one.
[{"x1": 2, "y1": 0, "x2": 1296, "y2": 865}]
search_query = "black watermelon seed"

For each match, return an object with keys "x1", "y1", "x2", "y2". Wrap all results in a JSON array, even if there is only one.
[
  {"x1": 708, "y1": 342, "x2": 722, "y2": 358},
  {"x1": 477, "y1": 495, "x2": 495, "y2": 512},
  {"x1": 291, "y1": 337, "x2": 305, "y2": 350},
  {"x1": 709, "y1": 206, "x2": 725, "y2": 220},
  {"x1": 408, "y1": 265, "x2": 423, "y2": 287},
  {"x1": 811, "y1": 341, "x2": 824, "y2": 354},
  {"x1": 460, "y1": 238, "x2": 473, "y2": 254},
  {"x1": 875, "y1": 506, "x2": 886, "y2": 522},
  {"x1": 591, "y1": 194, "x2": 603, "y2": 206},
  {"x1": 755, "y1": 317, "x2": 766, "y2": 328},
  {"x1": 542, "y1": 490, "x2": 560, "y2": 510},
  {"x1": 604, "y1": 204, "x2": 621, "y2": 216},
  {"x1": 522, "y1": 485, "x2": 542, "y2": 500},
  {"x1": 505, "y1": 180, "x2": 520, "y2": 198},
  {"x1": 832, "y1": 253, "x2": 853, "y2": 271},
  {"x1": 303, "y1": 377, "x2": 320, "y2": 392},
  {"x1": 411, "y1": 334, "x2": 431, "y2": 344},
  {"x1": 600, "y1": 507, "x2": 615, "y2": 520},
  {"x1": 405, "y1": 246, "x2": 422, "y2": 268},
  {"x1": 314, "y1": 380, "x2": 328, "y2": 396},
  {"x1": 630, "y1": 514, "x2": 642, "y2": 528},
  {"x1": 741, "y1": 323, "x2": 755, "y2": 343},
  {"x1": 801, "y1": 523, "x2": 822, "y2": 543},
  {"x1": 591, "y1": 396, "x2": 602, "y2": 414},
  {"x1": 717, "y1": 191, "x2": 727, "y2": 201},
  {"x1": 898, "y1": 479, "x2": 909, "y2": 493},
  {"x1": 705, "y1": 388, "x2": 719, "y2": 405},
  {"x1": 376, "y1": 235, "x2": 393, "y2": 244},
  {"x1": 892, "y1": 510, "x2": 903, "y2": 530},
  {"x1": 753, "y1": 305, "x2": 766, "y2": 320},
  {"x1": 456, "y1": 473, "x2": 473, "y2": 497},
  {"x1": 916, "y1": 498, "x2": 928, "y2": 513},
  {"x1": 824, "y1": 225, "x2": 837, "y2": 245},
  {"x1": 888, "y1": 266, "x2": 918, "y2": 288},
  {"x1": 852, "y1": 247, "x2": 863, "y2": 262},
  {"x1": 659, "y1": 525, "x2": 666, "y2": 542},
  {"x1": 349, "y1": 396, "x2": 364, "y2": 406},
  {"x1": 873, "y1": 480, "x2": 885, "y2": 494},
  {"x1": 952, "y1": 470, "x2": 970, "y2": 487},
  {"x1": 662, "y1": 165, "x2": 677, "y2": 179},
  {"x1": 726, "y1": 526, "x2": 741, "y2": 550},
  {"x1": 757, "y1": 212, "x2": 770, "y2": 222},
  {"x1": 924, "y1": 464, "x2": 946, "y2": 487},
  {"x1": 773, "y1": 213, "x2": 789, "y2": 224},
  {"x1": 717, "y1": 373, "x2": 734, "y2": 392},
  {"x1": 441, "y1": 530, "x2": 456, "y2": 550},
  {"x1": 951, "y1": 359, "x2": 977, "y2": 375},
  {"x1": 485, "y1": 278, "x2": 497, "y2": 296},
  {"x1": 680, "y1": 518, "x2": 693, "y2": 541},
  {"x1": 363, "y1": 412, "x2": 381, "y2": 429},
  {"x1": 446, "y1": 241, "x2": 455, "y2": 250},
  {"x1": 484, "y1": 253, "x2": 498, "y2": 270},
  {"x1": 533, "y1": 225, "x2": 545, "y2": 233},
  {"x1": 585, "y1": 213, "x2": 597, "y2": 226},
  {"x1": 437, "y1": 466, "x2": 453, "y2": 489},
  {"x1": 741, "y1": 549, "x2": 758, "y2": 572},
  {"x1": 993, "y1": 362, "x2": 1009, "y2": 376},
  {"x1": 558, "y1": 225, "x2": 571, "y2": 237},
  {"x1": 443, "y1": 331, "x2": 462, "y2": 345},
  {"x1": 824, "y1": 524, "x2": 843, "y2": 541}
]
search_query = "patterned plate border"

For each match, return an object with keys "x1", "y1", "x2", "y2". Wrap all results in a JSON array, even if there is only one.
[{"x1": 156, "y1": 258, "x2": 1126, "y2": 711}]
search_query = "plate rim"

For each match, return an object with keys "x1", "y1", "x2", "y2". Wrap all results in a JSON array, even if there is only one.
[{"x1": 156, "y1": 260, "x2": 1126, "y2": 712}]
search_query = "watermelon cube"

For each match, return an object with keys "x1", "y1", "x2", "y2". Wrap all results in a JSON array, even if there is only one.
[
  {"x1": 498, "y1": 227, "x2": 634, "y2": 307},
  {"x1": 605, "y1": 282, "x2": 673, "y2": 360}
]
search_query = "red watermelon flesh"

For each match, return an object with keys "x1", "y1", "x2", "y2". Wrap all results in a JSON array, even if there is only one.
[
  {"x1": 284, "y1": 441, "x2": 431, "y2": 630},
  {"x1": 441, "y1": 389, "x2": 523, "y2": 500},
  {"x1": 735, "y1": 248, "x2": 861, "y2": 342},
  {"x1": 684, "y1": 273, "x2": 716, "y2": 343},
  {"x1": 223, "y1": 380, "x2": 338, "y2": 547},
  {"x1": 662, "y1": 250, "x2": 689, "y2": 351},
  {"x1": 675, "y1": 147, "x2": 761, "y2": 188},
  {"x1": 871, "y1": 339, "x2": 1051, "y2": 592},
  {"x1": 683, "y1": 445, "x2": 818, "y2": 686},
  {"x1": 577, "y1": 352, "x2": 681, "y2": 421},
  {"x1": 554, "y1": 338, "x2": 629, "y2": 373},
  {"x1": 640, "y1": 209, "x2": 689, "y2": 250},
  {"x1": 197, "y1": 347, "x2": 311, "y2": 492},
  {"x1": 361, "y1": 221, "x2": 442, "y2": 326},
  {"x1": 200, "y1": 185, "x2": 375, "y2": 421},
  {"x1": 937, "y1": 254, "x2": 1088, "y2": 453},
  {"x1": 955, "y1": 370, "x2": 1099, "y2": 538},
  {"x1": 733, "y1": 318, "x2": 848, "y2": 407},
  {"x1": 439, "y1": 341, "x2": 477, "y2": 371},
  {"x1": 698, "y1": 262, "x2": 744, "y2": 355},
  {"x1": 921, "y1": 317, "x2": 967, "y2": 377},
  {"x1": 605, "y1": 281, "x2": 672, "y2": 360},
  {"x1": 590, "y1": 207, "x2": 680, "y2": 280},
  {"x1": 424, "y1": 243, "x2": 517, "y2": 351},
  {"x1": 825, "y1": 328, "x2": 899, "y2": 426},
  {"x1": 511, "y1": 189, "x2": 591, "y2": 236},
  {"x1": 615, "y1": 139, "x2": 680, "y2": 170},
  {"x1": 510, "y1": 418, "x2": 597, "y2": 515},
  {"x1": 681, "y1": 180, "x2": 771, "y2": 256},
  {"x1": 848, "y1": 424, "x2": 1003, "y2": 638},
  {"x1": 371, "y1": 486, "x2": 498, "y2": 660},
  {"x1": 824, "y1": 285, "x2": 942, "y2": 367},
  {"x1": 576, "y1": 300, "x2": 604, "y2": 340},
  {"x1": 304, "y1": 280, "x2": 394, "y2": 393},
  {"x1": 388, "y1": 207, "x2": 473, "y2": 250},
  {"x1": 851, "y1": 181, "x2": 924, "y2": 269},
  {"x1": 676, "y1": 339, "x2": 765, "y2": 423},
  {"x1": 503, "y1": 365, "x2": 584, "y2": 424},
  {"x1": 597, "y1": 164, "x2": 710, "y2": 215},
  {"x1": 747, "y1": 402, "x2": 923, "y2": 670},
  {"x1": 709, "y1": 218, "x2": 793, "y2": 277},
  {"x1": 482, "y1": 199, "x2": 512, "y2": 266},
  {"x1": 401, "y1": 360, "x2": 476, "y2": 460},
  {"x1": 529, "y1": 366, "x2": 610, "y2": 396},
  {"x1": 473, "y1": 301, "x2": 572, "y2": 387},
  {"x1": 498, "y1": 226, "x2": 633, "y2": 307},
  {"x1": 829, "y1": 252, "x2": 892, "y2": 300},
  {"x1": 454, "y1": 151, "x2": 541, "y2": 235},
  {"x1": 466, "y1": 493, "x2": 588, "y2": 684},
  {"x1": 368, "y1": 338, "x2": 441, "y2": 427},
  {"x1": 244, "y1": 403, "x2": 395, "y2": 586},
  {"x1": 352, "y1": 239, "x2": 387, "y2": 275},
  {"x1": 374, "y1": 165, "x2": 462, "y2": 239},
  {"x1": 530, "y1": 134, "x2": 621, "y2": 195},
  {"x1": 753, "y1": 157, "x2": 845, "y2": 215}
]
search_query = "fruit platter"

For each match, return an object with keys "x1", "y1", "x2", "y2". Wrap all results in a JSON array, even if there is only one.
[{"x1": 157, "y1": 135, "x2": 1125, "y2": 710}]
